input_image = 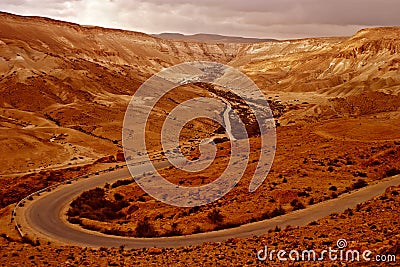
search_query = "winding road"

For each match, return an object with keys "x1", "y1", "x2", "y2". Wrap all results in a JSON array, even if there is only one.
[
  {"x1": 17, "y1": 163, "x2": 400, "y2": 249},
  {"x1": 223, "y1": 102, "x2": 236, "y2": 141}
]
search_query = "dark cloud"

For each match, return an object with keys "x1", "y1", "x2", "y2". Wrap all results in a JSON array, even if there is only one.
[{"x1": 0, "y1": 0, "x2": 399, "y2": 39}]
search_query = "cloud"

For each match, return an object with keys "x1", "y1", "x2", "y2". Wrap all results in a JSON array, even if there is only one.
[{"x1": 0, "y1": 0, "x2": 399, "y2": 39}]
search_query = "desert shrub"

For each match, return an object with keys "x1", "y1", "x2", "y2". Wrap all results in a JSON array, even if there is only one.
[
  {"x1": 214, "y1": 222, "x2": 241, "y2": 231},
  {"x1": 298, "y1": 191, "x2": 310, "y2": 197},
  {"x1": 344, "y1": 208, "x2": 354, "y2": 216},
  {"x1": 82, "y1": 224, "x2": 101, "y2": 232},
  {"x1": 207, "y1": 209, "x2": 224, "y2": 224},
  {"x1": 68, "y1": 187, "x2": 128, "y2": 221},
  {"x1": 193, "y1": 225, "x2": 202, "y2": 234},
  {"x1": 135, "y1": 217, "x2": 157, "y2": 237},
  {"x1": 21, "y1": 236, "x2": 39, "y2": 246},
  {"x1": 0, "y1": 233, "x2": 12, "y2": 242},
  {"x1": 137, "y1": 195, "x2": 146, "y2": 202},
  {"x1": 111, "y1": 179, "x2": 134, "y2": 189},
  {"x1": 356, "y1": 204, "x2": 362, "y2": 212},
  {"x1": 261, "y1": 211, "x2": 271, "y2": 220},
  {"x1": 103, "y1": 229, "x2": 126, "y2": 236},
  {"x1": 114, "y1": 193, "x2": 124, "y2": 201},
  {"x1": 68, "y1": 217, "x2": 82, "y2": 224},
  {"x1": 188, "y1": 206, "x2": 200, "y2": 214},
  {"x1": 290, "y1": 199, "x2": 305, "y2": 211},
  {"x1": 329, "y1": 186, "x2": 337, "y2": 191},
  {"x1": 164, "y1": 223, "x2": 182, "y2": 237},
  {"x1": 353, "y1": 171, "x2": 367, "y2": 177},
  {"x1": 270, "y1": 206, "x2": 286, "y2": 217},
  {"x1": 384, "y1": 168, "x2": 400, "y2": 177},
  {"x1": 352, "y1": 179, "x2": 368, "y2": 190},
  {"x1": 154, "y1": 214, "x2": 164, "y2": 220},
  {"x1": 261, "y1": 207, "x2": 287, "y2": 220}
]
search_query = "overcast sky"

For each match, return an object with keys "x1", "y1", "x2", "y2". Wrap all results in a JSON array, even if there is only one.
[{"x1": 1, "y1": 0, "x2": 399, "y2": 39}]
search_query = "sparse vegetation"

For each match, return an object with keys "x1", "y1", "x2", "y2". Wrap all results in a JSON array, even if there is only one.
[
  {"x1": 384, "y1": 168, "x2": 400, "y2": 177},
  {"x1": 1, "y1": 16, "x2": 400, "y2": 266},
  {"x1": 164, "y1": 223, "x2": 183, "y2": 237},
  {"x1": 135, "y1": 217, "x2": 158, "y2": 237},
  {"x1": 2, "y1": 17, "x2": 400, "y2": 247},
  {"x1": 352, "y1": 179, "x2": 368, "y2": 190},
  {"x1": 21, "y1": 236, "x2": 40, "y2": 246},
  {"x1": 67, "y1": 188, "x2": 128, "y2": 222},
  {"x1": 261, "y1": 206, "x2": 286, "y2": 219},
  {"x1": 111, "y1": 179, "x2": 135, "y2": 189},
  {"x1": 207, "y1": 209, "x2": 224, "y2": 224},
  {"x1": 329, "y1": 186, "x2": 337, "y2": 191},
  {"x1": 290, "y1": 199, "x2": 306, "y2": 211}
]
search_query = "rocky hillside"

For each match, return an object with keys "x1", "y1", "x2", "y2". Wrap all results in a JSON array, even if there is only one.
[
  {"x1": 237, "y1": 27, "x2": 400, "y2": 96},
  {"x1": 0, "y1": 12, "x2": 399, "y2": 175},
  {"x1": 152, "y1": 32, "x2": 277, "y2": 43},
  {"x1": 1, "y1": 12, "x2": 399, "y2": 115},
  {"x1": 0, "y1": 12, "x2": 245, "y2": 175},
  {"x1": 0, "y1": 11, "x2": 243, "y2": 111}
]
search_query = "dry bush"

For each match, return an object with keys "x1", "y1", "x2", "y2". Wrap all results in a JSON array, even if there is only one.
[
  {"x1": 135, "y1": 217, "x2": 158, "y2": 237},
  {"x1": 164, "y1": 223, "x2": 182, "y2": 237},
  {"x1": 207, "y1": 209, "x2": 224, "y2": 224},
  {"x1": 352, "y1": 179, "x2": 368, "y2": 190},
  {"x1": 290, "y1": 199, "x2": 306, "y2": 211},
  {"x1": 385, "y1": 168, "x2": 400, "y2": 177},
  {"x1": 111, "y1": 179, "x2": 134, "y2": 189},
  {"x1": 261, "y1": 206, "x2": 286, "y2": 220},
  {"x1": 67, "y1": 187, "x2": 128, "y2": 221}
]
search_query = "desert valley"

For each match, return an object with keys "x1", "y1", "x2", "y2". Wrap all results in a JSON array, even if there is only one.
[{"x1": 0, "y1": 11, "x2": 399, "y2": 266}]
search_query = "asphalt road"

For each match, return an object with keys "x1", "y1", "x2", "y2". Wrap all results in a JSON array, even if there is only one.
[{"x1": 21, "y1": 165, "x2": 400, "y2": 249}]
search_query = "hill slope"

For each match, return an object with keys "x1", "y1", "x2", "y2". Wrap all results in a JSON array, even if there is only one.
[
  {"x1": 0, "y1": 12, "x2": 399, "y2": 175},
  {"x1": 152, "y1": 33, "x2": 277, "y2": 43},
  {"x1": 236, "y1": 27, "x2": 400, "y2": 96}
]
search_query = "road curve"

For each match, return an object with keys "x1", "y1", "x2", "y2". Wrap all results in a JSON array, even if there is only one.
[{"x1": 19, "y1": 166, "x2": 400, "y2": 249}]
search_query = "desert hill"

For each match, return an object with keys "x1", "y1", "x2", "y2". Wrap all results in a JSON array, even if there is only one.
[
  {"x1": 0, "y1": 11, "x2": 400, "y2": 267},
  {"x1": 235, "y1": 27, "x2": 400, "y2": 96},
  {"x1": 152, "y1": 32, "x2": 277, "y2": 43},
  {"x1": 0, "y1": 11, "x2": 399, "y2": 177},
  {"x1": 0, "y1": 12, "x2": 242, "y2": 176}
]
